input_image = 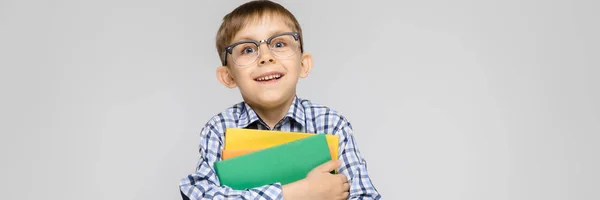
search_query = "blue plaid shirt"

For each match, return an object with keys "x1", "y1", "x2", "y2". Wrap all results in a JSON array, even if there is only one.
[{"x1": 179, "y1": 96, "x2": 381, "y2": 200}]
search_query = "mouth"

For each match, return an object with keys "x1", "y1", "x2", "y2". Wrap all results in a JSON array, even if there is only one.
[{"x1": 254, "y1": 72, "x2": 284, "y2": 84}]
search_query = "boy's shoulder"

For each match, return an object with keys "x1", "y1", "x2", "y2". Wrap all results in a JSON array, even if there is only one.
[
  {"x1": 200, "y1": 100, "x2": 246, "y2": 134},
  {"x1": 294, "y1": 97, "x2": 349, "y2": 122},
  {"x1": 202, "y1": 97, "x2": 353, "y2": 134}
]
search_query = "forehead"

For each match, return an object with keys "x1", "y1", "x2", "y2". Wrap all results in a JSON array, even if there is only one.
[{"x1": 231, "y1": 13, "x2": 295, "y2": 43}]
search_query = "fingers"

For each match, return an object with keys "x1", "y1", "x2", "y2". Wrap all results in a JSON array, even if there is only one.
[
  {"x1": 314, "y1": 160, "x2": 341, "y2": 173},
  {"x1": 338, "y1": 192, "x2": 349, "y2": 200},
  {"x1": 342, "y1": 183, "x2": 350, "y2": 192},
  {"x1": 337, "y1": 179, "x2": 350, "y2": 200},
  {"x1": 336, "y1": 174, "x2": 348, "y2": 184}
]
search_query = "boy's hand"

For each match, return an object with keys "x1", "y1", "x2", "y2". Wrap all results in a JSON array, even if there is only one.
[
  {"x1": 306, "y1": 160, "x2": 350, "y2": 200},
  {"x1": 283, "y1": 160, "x2": 349, "y2": 200}
]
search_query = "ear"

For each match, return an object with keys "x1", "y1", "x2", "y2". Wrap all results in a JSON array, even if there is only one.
[
  {"x1": 300, "y1": 52, "x2": 313, "y2": 78},
  {"x1": 216, "y1": 66, "x2": 237, "y2": 88}
]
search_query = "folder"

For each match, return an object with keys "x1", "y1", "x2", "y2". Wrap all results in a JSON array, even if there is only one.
[
  {"x1": 222, "y1": 149, "x2": 260, "y2": 160},
  {"x1": 223, "y1": 128, "x2": 339, "y2": 160},
  {"x1": 215, "y1": 134, "x2": 332, "y2": 190}
]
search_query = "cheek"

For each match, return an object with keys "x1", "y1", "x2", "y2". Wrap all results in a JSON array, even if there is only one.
[
  {"x1": 281, "y1": 59, "x2": 303, "y2": 72},
  {"x1": 230, "y1": 68, "x2": 256, "y2": 90},
  {"x1": 230, "y1": 68, "x2": 250, "y2": 81}
]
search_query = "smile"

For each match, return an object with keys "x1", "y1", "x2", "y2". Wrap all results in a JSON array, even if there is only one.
[{"x1": 254, "y1": 73, "x2": 284, "y2": 82}]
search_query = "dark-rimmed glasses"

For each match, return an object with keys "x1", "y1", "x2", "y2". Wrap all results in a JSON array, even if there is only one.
[{"x1": 222, "y1": 32, "x2": 302, "y2": 66}]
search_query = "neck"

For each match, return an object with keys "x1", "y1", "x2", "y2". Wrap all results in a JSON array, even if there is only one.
[{"x1": 251, "y1": 96, "x2": 295, "y2": 129}]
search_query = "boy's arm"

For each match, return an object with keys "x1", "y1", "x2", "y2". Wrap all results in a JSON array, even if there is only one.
[
  {"x1": 336, "y1": 120, "x2": 382, "y2": 200},
  {"x1": 179, "y1": 124, "x2": 284, "y2": 200}
]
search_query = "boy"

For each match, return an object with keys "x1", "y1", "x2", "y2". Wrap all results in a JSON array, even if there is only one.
[{"x1": 179, "y1": 1, "x2": 381, "y2": 199}]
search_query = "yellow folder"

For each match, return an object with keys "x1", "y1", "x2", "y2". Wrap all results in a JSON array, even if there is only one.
[
  {"x1": 222, "y1": 149, "x2": 261, "y2": 160},
  {"x1": 223, "y1": 128, "x2": 339, "y2": 161}
]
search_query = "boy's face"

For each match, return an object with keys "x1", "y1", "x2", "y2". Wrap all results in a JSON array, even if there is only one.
[{"x1": 217, "y1": 14, "x2": 312, "y2": 110}]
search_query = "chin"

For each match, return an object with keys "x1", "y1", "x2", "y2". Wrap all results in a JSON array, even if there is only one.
[
  {"x1": 257, "y1": 95, "x2": 286, "y2": 107},
  {"x1": 250, "y1": 92, "x2": 292, "y2": 109}
]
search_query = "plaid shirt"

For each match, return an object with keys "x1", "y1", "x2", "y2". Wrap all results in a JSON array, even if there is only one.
[{"x1": 179, "y1": 96, "x2": 381, "y2": 200}]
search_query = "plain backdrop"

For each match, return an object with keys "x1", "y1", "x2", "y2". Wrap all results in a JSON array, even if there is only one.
[{"x1": 1, "y1": 0, "x2": 598, "y2": 199}]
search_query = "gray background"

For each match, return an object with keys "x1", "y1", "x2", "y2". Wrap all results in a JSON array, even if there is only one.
[{"x1": 1, "y1": 0, "x2": 598, "y2": 199}]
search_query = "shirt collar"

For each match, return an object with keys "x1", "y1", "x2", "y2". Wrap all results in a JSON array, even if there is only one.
[{"x1": 237, "y1": 96, "x2": 306, "y2": 128}]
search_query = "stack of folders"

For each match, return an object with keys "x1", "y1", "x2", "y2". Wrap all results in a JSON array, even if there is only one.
[{"x1": 214, "y1": 128, "x2": 339, "y2": 190}]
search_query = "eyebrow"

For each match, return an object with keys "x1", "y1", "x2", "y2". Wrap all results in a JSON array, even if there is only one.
[{"x1": 232, "y1": 29, "x2": 288, "y2": 43}]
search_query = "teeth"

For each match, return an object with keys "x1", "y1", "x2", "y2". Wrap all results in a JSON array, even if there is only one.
[{"x1": 256, "y1": 74, "x2": 281, "y2": 81}]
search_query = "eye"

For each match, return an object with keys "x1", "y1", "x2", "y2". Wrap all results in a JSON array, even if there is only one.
[
  {"x1": 272, "y1": 41, "x2": 286, "y2": 48},
  {"x1": 241, "y1": 46, "x2": 256, "y2": 54}
]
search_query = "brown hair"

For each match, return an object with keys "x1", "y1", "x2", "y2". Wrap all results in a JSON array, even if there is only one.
[{"x1": 216, "y1": 0, "x2": 303, "y2": 66}]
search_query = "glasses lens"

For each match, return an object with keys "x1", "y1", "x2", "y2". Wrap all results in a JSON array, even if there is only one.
[
  {"x1": 268, "y1": 34, "x2": 299, "y2": 58},
  {"x1": 231, "y1": 42, "x2": 259, "y2": 66}
]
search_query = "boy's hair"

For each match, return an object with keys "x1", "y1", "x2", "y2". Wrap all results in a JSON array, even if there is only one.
[{"x1": 216, "y1": 0, "x2": 304, "y2": 66}]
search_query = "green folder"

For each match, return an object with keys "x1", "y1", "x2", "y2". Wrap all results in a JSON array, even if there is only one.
[{"x1": 214, "y1": 134, "x2": 332, "y2": 190}]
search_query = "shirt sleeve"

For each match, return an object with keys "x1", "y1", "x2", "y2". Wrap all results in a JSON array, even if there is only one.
[
  {"x1": 179, "y1": 123, "x2": 284, "y2": 200},
  {"x1": 336, "y1": 120, "x2": 382, "y2": 200}
]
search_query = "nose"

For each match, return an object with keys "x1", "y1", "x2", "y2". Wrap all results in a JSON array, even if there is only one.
[
  {"x1": 257, "y1": 42, "x2": 276, "y2": 66},
  {"x1": 259, "y1": 58, "x2": 275, "y2": 65}
]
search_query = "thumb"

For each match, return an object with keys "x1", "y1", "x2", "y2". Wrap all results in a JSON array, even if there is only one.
[{"x1": 313, "y1": 160, "x2": 341, "y2": 173}]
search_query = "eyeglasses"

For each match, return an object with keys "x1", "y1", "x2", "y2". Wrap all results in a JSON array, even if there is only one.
[{"x1": 222, "y1": 32, "x2": 302, "y2": 66}]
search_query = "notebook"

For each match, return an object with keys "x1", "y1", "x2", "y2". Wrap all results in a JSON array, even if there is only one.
[
  {"x1": 223, "y1": 128, "x2": 339, "y2": 160},
  {"x1": 215, "y1": 134, "x2": 332, "y2": 190}
]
